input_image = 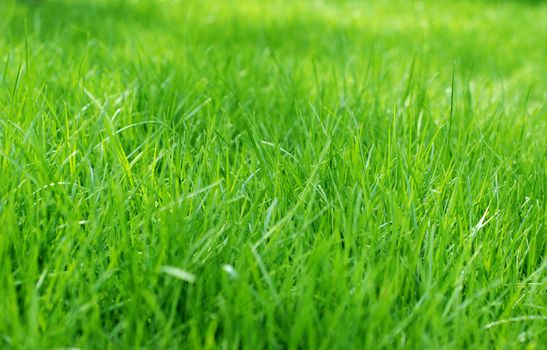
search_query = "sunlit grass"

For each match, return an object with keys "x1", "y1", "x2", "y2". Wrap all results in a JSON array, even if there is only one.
[{"x1": 0, "y1": 0, "x2": 545, "y2": 348}]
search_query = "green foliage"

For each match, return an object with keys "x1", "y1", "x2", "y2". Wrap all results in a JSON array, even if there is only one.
[{"x1": 0, "y1": 0, "x2": 545, "y2": 348}]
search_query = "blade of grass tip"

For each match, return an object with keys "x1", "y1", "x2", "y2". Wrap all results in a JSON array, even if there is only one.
[
  {"x1": 2, "y1": 53, "x2": 10, "y2": 85},
  {"x1": 403, "y1": 54, "x2": 417, "y2": 105},
  {"x1": 78, "y1": 45, "x2": 89, "y2": 81},
  {"x1": 10, "y1": 57, "x2": 23, "y2": 105},
  {"x1": 24, "y1": 19, "x2": 29, "y2": 72},
  {"x1": 243, "y1": 114, "x2": 272, "y2": 169},
  {"x1": 447, "y1": 63, "x2": 456, "y2": 145}
]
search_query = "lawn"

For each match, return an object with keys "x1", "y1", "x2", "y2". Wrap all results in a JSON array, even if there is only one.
[{"x1": 0, "y1": 0, "x2": 545, "y2": 348}]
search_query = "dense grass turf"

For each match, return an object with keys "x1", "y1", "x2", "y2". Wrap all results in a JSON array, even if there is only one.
[{"x1": 0, "y1": 0, "x2": 546, "y2": 348}]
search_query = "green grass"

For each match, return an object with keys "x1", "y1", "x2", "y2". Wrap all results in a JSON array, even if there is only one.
[{"x1": 0, "y1": 0, "x2": 546, "y2": 348}]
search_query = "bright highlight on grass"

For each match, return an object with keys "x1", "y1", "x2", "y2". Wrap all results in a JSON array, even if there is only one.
[
  {"x1": 0, "y1": 0, "x2": 545, "y2": 348},
  {"x1": 160, "y1": 266, "x2": 196, "y2": 284}
]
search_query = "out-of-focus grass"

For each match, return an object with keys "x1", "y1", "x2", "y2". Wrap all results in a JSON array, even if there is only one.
[{"x1": 0, "y1": 0, "x2": 545, "y2": 348}]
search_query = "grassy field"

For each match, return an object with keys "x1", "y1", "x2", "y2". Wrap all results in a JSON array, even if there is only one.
[{"x1": 0, "y1": 0, "x2": 546, "y2": 348}]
